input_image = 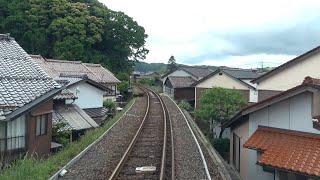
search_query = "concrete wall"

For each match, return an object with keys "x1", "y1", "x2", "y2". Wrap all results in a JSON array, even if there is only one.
[
  {"x1": 69, "y1": 82, "x2": 104, "y2": 109},
  {"x1": 196, "y1": 72, "x2": 249, "y2": 90},
  {"x1": 257, "y1": 53, "x2": 320, "y2": 91}
]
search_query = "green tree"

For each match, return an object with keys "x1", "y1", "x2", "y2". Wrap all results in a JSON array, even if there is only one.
[
  {"x1": 167, "y1": 55, "x2": 177, "y2": 72},
  {"x1": 196, "y1": 88, "x2": 246, "y2": 138},
  {"x1": 0, "y1": 0, "x2": 148, "y2": 74}
]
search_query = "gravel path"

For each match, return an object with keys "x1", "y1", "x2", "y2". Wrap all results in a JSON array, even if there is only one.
[
  {"x1": 161, "y1": 95, "x2": 210, "y2": 180},
  {"x1": 60, "y1": 95, "x2": 148, "y2": 180}
]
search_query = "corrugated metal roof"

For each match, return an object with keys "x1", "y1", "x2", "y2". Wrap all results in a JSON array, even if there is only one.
[{"x1": 53, "y1": 104, "x2": 99, "y2": 130}]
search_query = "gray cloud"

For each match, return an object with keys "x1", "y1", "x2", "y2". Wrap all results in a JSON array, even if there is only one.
[{"x1": 182, "y1": 17, "x2": 320, "y2": 65}]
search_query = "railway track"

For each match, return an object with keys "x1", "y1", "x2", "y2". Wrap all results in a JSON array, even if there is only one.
[{"x1": 108, "y1": 87, "x2": 174, "y2": 180}]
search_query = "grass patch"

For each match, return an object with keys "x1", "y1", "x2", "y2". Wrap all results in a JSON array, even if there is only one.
[{"x1": 0, "y1": 99, "x2": 135, "y2": 180}]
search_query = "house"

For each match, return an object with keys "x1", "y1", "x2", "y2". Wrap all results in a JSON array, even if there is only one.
[
  {"x1": 223, "y1": 76, "x2": 320, "y2": 180},
  {"x1": 132, "y1": 71, "x2": 161, "y2": 85},
  {"x1": 0, "y1": 34, "x2": 61, "y2": 165},
  {"x1": 54, "y1": 75, "x2": 111, "y2": 124},
  {"x1": 252, "y1": 45, "x2": 320, "y2": 101},
  {"x1": 140, "y1": 71, "x2": 161, "y2": 79},
  {"x1": 161, "y1": 66, "x2": 213, "y2": 83},
  {"x1": 52, "y1": 88, "x2": 99, "y2": 141},
  {"x1": 163, "y1": 76, "x2": 196, "y2": 104},
  {"x1": 162, "y1": 66, "x2": 213, "y2": 101},
  {"x1": 193, "y1": 68, "x2": 261, "y2": 109},
  {"x1": 30, "y1": 55, "x2": 120, "y2": 102}
]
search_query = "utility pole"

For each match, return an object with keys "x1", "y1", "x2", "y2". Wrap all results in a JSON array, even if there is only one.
[{"x1": 260, "y1": 61, "x2": 264, "y2": 70}]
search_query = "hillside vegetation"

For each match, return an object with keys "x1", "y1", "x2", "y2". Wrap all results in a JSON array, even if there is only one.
[
  {"x1": 134, "y1": 61, "x2": 167, "y2": 73},
  {"x1": 0, "y1": 0, "x2": 148, "y2": 73}
]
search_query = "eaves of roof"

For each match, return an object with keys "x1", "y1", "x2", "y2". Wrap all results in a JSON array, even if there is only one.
[{"x1": 4, "y1": 87, "x2": 63, "y2": 121}]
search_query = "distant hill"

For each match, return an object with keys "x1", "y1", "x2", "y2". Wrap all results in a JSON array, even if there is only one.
[
  {"x1": 134, "y1": 61, "x2": 270, "y2": 75},
  {"x1": 134, "y1": 61, "x2": 167, "y2": 73}
]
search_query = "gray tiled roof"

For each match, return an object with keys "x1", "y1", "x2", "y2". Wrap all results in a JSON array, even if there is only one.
[
  {"x1": 83, "y1": 63, "x2": 121, "y2": 84},
  {"x1": 0, "y1": 34, "x2": 61, "y2": 120},
  {"x1": 54, "y1": 89, "x2": 77, "y2": 100},
  {"x1": 180, "y1": 66, "x2": 213, "y2": 79},
  {"x1": 221, "y1": 68, "x2": 261, "y2": 79},
  {"x1": 167, "y1": 76, "x2": 196, "y2": 88},
  {"x1": 31, "y1": 55, "x2": 120, "y2": 84}
]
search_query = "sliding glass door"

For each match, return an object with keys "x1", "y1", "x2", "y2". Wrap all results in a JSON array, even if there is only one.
[{"x1": 0, "y1": 115, "x2": 26, "y2": 151}]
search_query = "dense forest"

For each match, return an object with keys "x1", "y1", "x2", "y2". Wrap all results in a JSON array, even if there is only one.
[{"x1": 0, "y1": 0, "x2": 148, "y2": 74}]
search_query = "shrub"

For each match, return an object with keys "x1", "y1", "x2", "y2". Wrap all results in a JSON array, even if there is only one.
[
  {"x1": 52, "y1": 122, "x2": 71, "y2": 146},
  {"x1": 139, "y1": 77, "x2": 155, "y2": 86},
  {"x1": 103, "y1": 99, "x2": 116, "y2": 111},
  {"x1": 211, "y1": 138, "x2": 230, "y2": 159},
  {"x1": 117, "y1": 81, "x2": 129, "y2": 93},
  {"x1": 178, "y1": 100, "x2": 193, "y2": 111}
]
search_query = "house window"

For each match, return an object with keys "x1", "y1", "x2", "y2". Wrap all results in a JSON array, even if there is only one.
[
  {"x1": 36, "y1": 114, "x2": 48, "y2": 136},
  {"x1": 233, "y1": 133, "x2": 241, "y2": 171},
  {"x1": 6, "y1": 115, "x2": 26, "y2": 150}
]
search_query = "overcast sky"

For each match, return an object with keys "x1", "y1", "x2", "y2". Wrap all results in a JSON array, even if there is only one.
[{"x1": 101, "y1": 0, "x2": 320, "y2": 68}]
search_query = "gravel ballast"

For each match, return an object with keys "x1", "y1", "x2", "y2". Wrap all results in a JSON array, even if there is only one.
[
  {"x1": 60, "y1": 95, "x2": 148, "y2": 180},
  {"x1": 161, "y1": 95, "x2": 210, "y2": 180}
]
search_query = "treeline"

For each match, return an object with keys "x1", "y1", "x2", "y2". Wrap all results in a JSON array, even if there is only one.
[
  {"x1": 134, "y1": 61, "x2": 167, "y2": 73},
  {"x1": 0, "y1": 0, "x2": 148, "y2": 73}
]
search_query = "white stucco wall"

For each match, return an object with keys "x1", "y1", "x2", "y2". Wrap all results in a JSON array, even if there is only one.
[
  {"x1": 257, "y1": 53, "x2": 320, "y2": 91},
  {"x1": 196, "y1": 72, "x2": 249, "y2": 90},
  {"x1": 68, "y1": 82, "x2": 104, "y2": 109},
  {"x1": 246, "y1": 92, "x2": 318, "y2": 180}
]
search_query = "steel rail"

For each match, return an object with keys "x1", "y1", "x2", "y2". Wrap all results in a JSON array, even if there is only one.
[
  {"x1": 108, "y1": 86, "x2": 168, "y2": 180},
  {"x1": 147, "y1": 88, "x2": 168, "y2": 180}
]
